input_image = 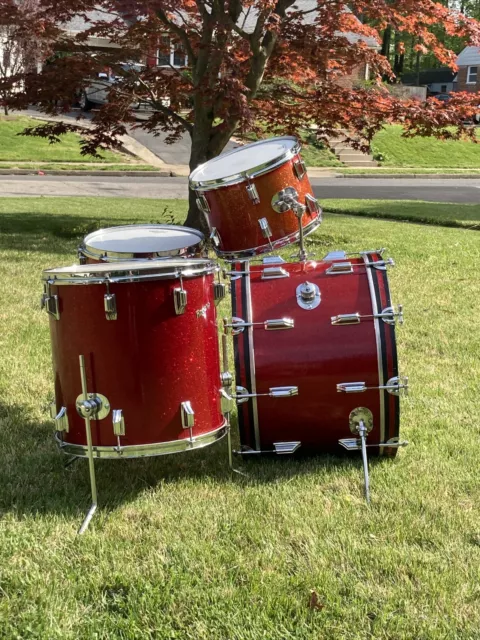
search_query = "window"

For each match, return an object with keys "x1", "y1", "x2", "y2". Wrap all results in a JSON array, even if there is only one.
[
  {"x1": 467, "y1": 66, "x2": 477, "y2": 84},
  {"x1": 441, "y1": 84, "x2": 447, "y2": 92},
  {"x1": 157, "y1": 38, "x2": 188, "y2": 68}
]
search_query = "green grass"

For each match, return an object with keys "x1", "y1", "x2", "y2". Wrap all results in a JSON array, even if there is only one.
[
  {"x1": 322, "y1": 199, "x2": 480, "y2": 229},
  {"x1": 372, "y1": 125, "x2": 480, "y2": 168},
  {"x1": 0, "y1": 116, "x2": 132, "y2": 163},
  {"x1": 1, "y1": 197, "x2": 480, "y2": 638}
]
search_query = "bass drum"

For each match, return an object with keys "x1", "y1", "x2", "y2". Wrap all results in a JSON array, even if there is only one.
[
  {"x1": 79, "y1": 224, "x2": 205, "y2": 263},
  {"x1": 42, "y1": 259, "x2": 227, "y2": 458},
  {"x1": 230, "y1": 251, "x2": 406, "y2": 457}
]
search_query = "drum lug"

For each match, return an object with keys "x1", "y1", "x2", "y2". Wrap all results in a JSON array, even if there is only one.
[
  {"x1": 305, "y1": 193, "x2": 321, "y2": 215},
  {"x1": 246, "y1": 183, "x2": 260, "y2": 204},
  {"x1": 262, "y1": 256, "x2": 286, "y2": 265},
  {"x1": 296, "y1": 281, "x2": 321, "y2": 310},
  {"x1": 210, "y1": 227, "x2": 221, "y2": 248},
  {"x1": 41, "y1": 284, "x2": 60, "y2": 320},
  {"x1": 220, "y1": 388, "x2": 235, "y2": 415},
  {"x1": 234, "y1": 385, "x2": 298, "y2": 404},
  {"x1": 323, "y1": 250, "x2": 347, "y2": 262},
  {"x1": 336, "y1": 376, "x2": 409, "y2": 396},
  {"x1": 274, "y1": 441, "x2": 301, "y2": 454},
  {"x1": 293, "y1": 158, "x2": 307, "y2": 180},
  {"x1": 258, "y1": 217, "x2": 273, "y2": 241},
  {"x1": 224, "y1": 317, "x2": 294, "y2": 335},
  {"x1": 104, "y1": 293, "x2": 117, "y2": 321},
  {"x1": 180, "y1": 401, "x2": 195, "y2": 442},
  {"x1": 112, "y1": 409, "x2": 125, "y2": 436},
  {"x1": 331, "y1": 305, "x2": 403, "y2": 326},
  {"x1": 173, "y1": 287, "x2": 188, "y2": 315},
  {"x1": 51, "y1": 405, "x2": 69, "y2": 433},
  {"x1": 196, "y1": 193, "x2": 210, "y2": 215},
  {"x1": 326, "y1": 262, "x2": 353, "y2": 275},
  {"x1": 77, "y1": 248, "x2": 87, "y2": 265},
  {"x1": 261, "y1": 266, "x2": 289, "y2": 280},
  {"x1": 213, "y1": 282, "x2": 228, "y2": 304}
]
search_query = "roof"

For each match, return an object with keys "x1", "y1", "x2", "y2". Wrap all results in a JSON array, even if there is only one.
[
  {"x1": 402, "y1": 68, "x2": 456, "y2": 85},
  {"x1": 456, "y1": 46, "x2": 480, "y2": 66},
  {"x1": 239, "y1": 1, "x2": 380, "y2": 48},
  {"x1": 65, "y1": 11, "x2": 116, "y2": 34}
]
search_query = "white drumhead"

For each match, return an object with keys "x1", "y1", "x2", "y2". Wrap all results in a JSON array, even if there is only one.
[
  {"x1": 83, "y1": 225, "x2": 203, "y2": 255},
  {"x1": 190, "y1": 136, "x2": 299, "y2": 186}
]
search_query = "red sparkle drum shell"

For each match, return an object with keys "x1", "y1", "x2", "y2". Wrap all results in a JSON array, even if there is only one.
[
  {"x1": 79, "y1": 224, "x2": 205, "y2": 264},
  {"x1": 43, "y1": 259, "x2": 226, "y2": 458},
  {"x1": 231, "y1": 254, "x2": 401, "y2": 457},
  {"x1": 189, "y1": 137, "x2": 322, "y2": 259}
]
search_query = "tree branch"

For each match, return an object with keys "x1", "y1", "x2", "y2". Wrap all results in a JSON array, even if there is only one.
[{"x1": 156, "y1": 7, "x2": 197, "y2": 64}]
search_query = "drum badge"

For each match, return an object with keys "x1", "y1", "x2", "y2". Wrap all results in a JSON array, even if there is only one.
[{"x1": 196, "y1": 303, "x2": 210, "y2": 319}]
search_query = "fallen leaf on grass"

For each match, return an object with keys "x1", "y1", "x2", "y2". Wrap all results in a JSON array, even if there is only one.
[{"x1": 308, "y1": 590, "x2": 325, "y2": 611}]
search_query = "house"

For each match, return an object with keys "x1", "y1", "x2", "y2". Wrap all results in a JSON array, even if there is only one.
[
  {"x1": 401, "y1": 68, "x2": 456, "y2": 95},
  {"x1": 455, "y1": 46, "x2": 480, "y2": 92}
]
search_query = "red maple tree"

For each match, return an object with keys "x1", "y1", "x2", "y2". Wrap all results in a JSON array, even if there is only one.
[{"x1": 1, "y1": 0, "x2": 480, "y2": 228}]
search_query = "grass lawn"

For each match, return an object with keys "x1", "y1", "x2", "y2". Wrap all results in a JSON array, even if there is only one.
[
  {"x1": 0, "y1": 116, "x2": 133, "y2": 164},
  {"x1": 0, "y1": 163, "x2": 161, "y2": 172},
  {"x1": 336, "y1": 168, "x2": 480, "y2": 175},
  {"x1": 372, "y1": 125, "x2": 480, "y2": 168},
  {"x1": 1, "y1": 197, "x2": 480, "y2": 638},
  {"x1": 322, "y1": 199, "x2": 480, "y2": 230}
]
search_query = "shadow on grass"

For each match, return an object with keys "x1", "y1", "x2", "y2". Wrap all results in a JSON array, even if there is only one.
[
  {"x1": 0, "y1": 402, "x2": 386, "y2": 519},
  {"x1": 0, "y1": 212, "x2": 179, "y2": 255}
]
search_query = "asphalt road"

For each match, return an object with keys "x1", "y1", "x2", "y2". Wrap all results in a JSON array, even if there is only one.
[{"x1": 1, "y1": 175, "x2": 480, "y2": 202}]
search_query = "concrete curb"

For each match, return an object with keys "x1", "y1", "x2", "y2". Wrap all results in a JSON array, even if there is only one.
[
  {"x1": 333, "y1": 173, "x2": 480, "y2": 179},
  {"x1": 0, "y1": 169, "x2": 179, "y2": 177}
]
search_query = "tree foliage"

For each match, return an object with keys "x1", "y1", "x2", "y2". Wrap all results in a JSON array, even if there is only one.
[{"x1": 1, "y1": 0, "x2": 480, "y2": 228}]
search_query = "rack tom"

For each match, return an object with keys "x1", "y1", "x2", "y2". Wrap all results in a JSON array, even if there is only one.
[{"x1": 189, "y1": 137, "x2": 322, "y2": 259}]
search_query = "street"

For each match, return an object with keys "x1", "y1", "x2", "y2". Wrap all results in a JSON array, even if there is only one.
[{"x1": 1, "y1": 175, "x2": 480, "y2": 202}]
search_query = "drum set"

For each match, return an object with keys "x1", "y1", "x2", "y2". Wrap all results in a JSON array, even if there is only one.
[{"x1": 41, "y1": 136, "x2": 408, "y2": 533}]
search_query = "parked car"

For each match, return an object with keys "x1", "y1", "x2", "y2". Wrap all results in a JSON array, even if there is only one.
[{"x1": 79, "y1": 62, "x2": 170, "y2": 112}]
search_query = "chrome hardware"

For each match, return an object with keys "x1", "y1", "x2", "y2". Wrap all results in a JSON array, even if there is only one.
[
  {"x1": 234, "y1": 385, "x2": 298, "y2": 404},
  {"x1": 262, "y1": 266, "x2": 289, "y2": 280},
  {"x1": 305, "y1": 193, "x2": 321, "y2": 214},
  {"x1": 331, "y1": 305, "x2": 404, "y2": 326},
  {"x1": 77, "y1": 354, "x2": 98, "y2": 535},
  {"x1": 293, "y1": 158, "x2": 307, "y2": 180},
  {"x1": 181, "y1": 401, "x2": 195, "y2": 428},
  {"x1": 258, "y1": 217, "x2": 272, "y2": 239},
  {"x1": 331, "y1": 313, "x2": 361, "y2": 325},
  {"x1": 224, "y1": 317, "x2": 294, "y2": 335},
  {"x1": 196, "y1": 303, "x2": 210, "y2": 319},
  {"x1": 52, "y1": 406, "x2": 69, "y2": 433},
  {"x1": 112, "y1": 409, "x2": 125, "y2": 436},
  {"x1": 296, "y1": 281, "x2": 321, "y2": 310},
  {"x1": 323, "y1": 250, "x2": 347, "y2": 262},
  {"x1": 221, "y1": 371, "x2": 233, "y2": 388},
  {"x1": 339, "y1": 437, "x2": 408, "y2": 451},
  {"x1": 274, "y1": 441, "x2": 301, "y2": 454},
  {"x1": 76, "y1": 392, "x2": 111, "y2": 420},
  {"x1": 246, "y1": 183, "x2": 260, "y2": 204},
  {"x1": 271, "y1": 187, "x2": 298, "y2": 213},
  {"x1": 196, "y1": 193, "x2": 210, "y2": 215},
  {"x1": 78, "y1": 249, "x2": 87, "y2": 265},
  {"x1": 262, "y1": 256, "x2": 286, "y2": 265},
  {"x1": 355, "y1": 248, "x2": 387, "y2": 257},
  {"x1": 327, "y1": 262, "x2": 353, "y2": 275},
  {"x1": 210, "y1": 227, "x2": 221, "y2": 247},
  {"x1": 104, "y1": 293, "x2": 117, "y2": 321},
  {"x1": 220, "y1": 388, "x2": 234, "y2": 415},
  {"x1": 173, "y1": 287, "x2": 188, "y2": 315},
  {"x1": 41, "y1": 285, "x2": 60, "y2": 320},
  {"x1": 213, "y1": 282, "x2": 227, "y2": 304},
  {"x1": 337, "y1": 376, "x2": 409, "y2": 396},
  {"x1": 365, "y1": 258, "x2": 395, "y2": 270},
  {"x1": 349, "y1": 407, "x2": 374, "y2": 435}
]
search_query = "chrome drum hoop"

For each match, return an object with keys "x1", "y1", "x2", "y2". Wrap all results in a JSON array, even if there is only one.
[
  {"x1": 189, "y1": 137, "x2": 302, "y2": 191},
  {"x1": 55, "y1": 423, "x2": 228, "y2": 459},
  {"x1": 213, "y1": 215, "x2": 321, "y2": 260}
]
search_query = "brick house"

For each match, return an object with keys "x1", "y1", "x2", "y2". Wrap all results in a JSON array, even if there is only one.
[{"x1": 454, "y1": 46, "x2": 480, "y2": 92}]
